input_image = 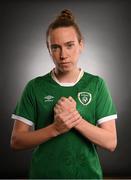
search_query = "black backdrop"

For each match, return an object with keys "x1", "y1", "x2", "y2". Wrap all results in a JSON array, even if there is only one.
[{"x1": 1, "y1": 0, "x2": 131, "y2": 178}]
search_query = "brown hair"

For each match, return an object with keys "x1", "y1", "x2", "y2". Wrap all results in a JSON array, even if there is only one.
[{"x1": 46, "y1": 9, "x2": 83, "y2": 49}]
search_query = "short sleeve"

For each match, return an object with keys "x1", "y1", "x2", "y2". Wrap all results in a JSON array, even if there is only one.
[
  {"x1": 95, "y1": 78, "x2": 117, "y2": 125},
  {"x1": 11, "y1": 80, "x2": 36, "y2": 126}
]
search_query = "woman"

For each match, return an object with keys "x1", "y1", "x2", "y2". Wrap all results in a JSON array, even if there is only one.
[{"x1": 11, "y1": 9, "x2": 117, "y2": 179}]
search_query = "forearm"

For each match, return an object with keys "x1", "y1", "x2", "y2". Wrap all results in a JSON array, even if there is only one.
[
  {"x1": 75, "y1": 118, "x2": 117, "y2": 151},
  {"x1": 54, "y1": 96, "x2": 117, "y2": 151},
  {"x1": 11, "y1": 124, "x2": 59, "y2": 150}
]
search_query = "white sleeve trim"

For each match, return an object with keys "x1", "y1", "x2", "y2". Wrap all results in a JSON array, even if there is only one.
[
  {"x1": 11, "y1": 114, "x2": 34, "y2": 126},
  {"x1": 97, "y1": 114, "x2": 117, "y2": 125}
]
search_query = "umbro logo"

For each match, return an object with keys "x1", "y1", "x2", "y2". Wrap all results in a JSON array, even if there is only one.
[{"x1": 44, "y1": 95, "x2": 54, "y2": 102}]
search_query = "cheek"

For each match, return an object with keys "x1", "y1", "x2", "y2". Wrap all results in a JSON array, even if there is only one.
[
  {"x1": 72, "y1": 48, "x2": 81, "y2": 59},
  {"x1": 51, "y1": 53, "x2": 59, "y2": 60}
]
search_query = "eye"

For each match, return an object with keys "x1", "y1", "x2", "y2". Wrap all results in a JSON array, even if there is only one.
[
  {"x1": 67, "y1": 44, "x2": 74, "y2": 49},
  {"x1": 51, "y1": 45, "x2": 60, "y2": 52}
]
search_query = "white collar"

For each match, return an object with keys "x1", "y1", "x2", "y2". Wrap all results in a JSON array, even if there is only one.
[{"x1": 51, "y1": 68, "x2": 84, "y2": 87}]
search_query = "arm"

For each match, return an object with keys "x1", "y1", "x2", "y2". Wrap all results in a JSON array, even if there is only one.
[
  {"x1": 11, "y1": 108, "x2": 81, "y2": 150},
  {"x1": 75, "y1": 118, "x2": 117, "y2": 152},
  {"x1": 10, "y1": 120, "x2": 59, "y2": 150},
  {"x1": 54, "y1": 96, "x2": 117, "y2": 152}
]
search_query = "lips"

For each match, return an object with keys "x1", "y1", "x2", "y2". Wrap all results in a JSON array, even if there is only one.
[{"x1": 60, "y1": 62, "x2": 70, "y2": 65}]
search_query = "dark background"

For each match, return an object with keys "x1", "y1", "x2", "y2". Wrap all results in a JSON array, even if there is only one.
[{"x1": 1, "y1": 0, "x2": 131, "y2": 178}]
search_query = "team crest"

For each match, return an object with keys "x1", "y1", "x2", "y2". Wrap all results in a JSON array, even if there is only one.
[{"x1": 78, "y1": 92, "x2": 92, "y2": 105}]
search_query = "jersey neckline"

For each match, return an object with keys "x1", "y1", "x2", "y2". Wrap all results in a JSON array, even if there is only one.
[{"x1": 50, "y1": 68, "x2": 84, "y2": 87}]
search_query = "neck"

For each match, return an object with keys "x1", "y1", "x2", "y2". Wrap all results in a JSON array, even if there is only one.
[{"x1": 54, "y1": 67, "x2": 81, "y2": 83}]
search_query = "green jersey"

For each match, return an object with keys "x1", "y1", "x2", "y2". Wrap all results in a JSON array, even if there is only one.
[{"x1": 12, "y1": 70, "x2": 117, "y2": 179}]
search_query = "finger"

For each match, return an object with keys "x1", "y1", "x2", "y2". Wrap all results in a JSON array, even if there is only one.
[
  {"x1": 55, "y1": 104, "x2": 69, "y2": 114},
  {"x1": 69, "y1": 113, "x2": 82, "y2": 127},
  {"x1": 62, "y1": 111, "x2": 79, "y2": 124},
  {"x1": 68, "y1": 96, "x2": 76, "y2": 103},
  {"x1": 55, "y1": 111, "x2": 82, "y2": 130},
  {"x1": 61, "y1": 97, "x2": 72, "y2": 104},
  {"x1": 64, "y1": 111, "x2": 81, "y2": 124},
  {"x1": 59, "y1": 97, "x2": 68, "y2": 104},
  {"x1": 54, "y1": 104, "x2": 63, "y2": 113},
  {"x1": 70, "y1": 110, "x2": 80, "y2": 117},
  {"x1": 62, "y1": 98, "x2": 74, "y2": 107},
  {"x1": 72, "y1": 112, "x2": 81, "y2": 122},
  {"x1": 60, "y1": 97, "x2": 67, "y2": 101},
  {"x1": 58, "y1": 100, "x2": 72, "y2": 112},
  {"x1": 54, "y1": 108, "x2": 60, "y2": 114},
  {"x1": 64, "y1": 116, "x2": 82, "y2": 129},
  {"x1": 55, "y1": 104, "x2": 62, "y2": 110},
  {"x1": 57, "y1": 97, "x2": 68, "y2": 106},
  {"x1": 68, "y1": 96, "x2": 73, "y2": 101},
  {"x1": 68, "y1": 97, "x2": 76, "y2": 109},
  {"x1": 55, "y1": 111, "x2": 72, "y2": 122}
]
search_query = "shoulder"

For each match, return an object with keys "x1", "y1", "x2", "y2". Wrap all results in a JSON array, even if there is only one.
[
  {"x1": 82, "y1": 72, "x2": 108, "y2": 94},
  {"x1": 24, "y1": 72, "x2": 51, "y2": 90},
  {"x1": 83, "y1": 71, "x2": 105, "y2": 85}
]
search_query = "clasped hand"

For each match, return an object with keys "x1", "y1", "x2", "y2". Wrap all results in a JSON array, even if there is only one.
[{"x1": 53, "y1": 96, "x2": 82, "y2": 134}]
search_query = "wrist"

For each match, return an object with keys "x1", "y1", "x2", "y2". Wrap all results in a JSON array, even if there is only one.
[
  {"x1": 75, "y1": 117, "x2": 85, "y2": 129},
  {"x1": 50, "y1": 123, "x2": 61, "y2": 137}
]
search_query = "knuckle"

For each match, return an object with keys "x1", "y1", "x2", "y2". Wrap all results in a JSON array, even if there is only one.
[
  {"x1": 73, "y1": 111, "x2": 77, "y2": 116},
  {"x1": 66, "y1": 124, "x2": 71, "y2": 130},
  {"x1": 54, "y1": 106, "x2": 57, "y2": 111},
  {"x1": 57, "y1": 114, "x2": 62, "y2": 120}
]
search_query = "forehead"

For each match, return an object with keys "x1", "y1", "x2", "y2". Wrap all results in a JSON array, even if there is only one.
[{"x1": 49, "y1": 27, "x2": 78, "y2": 44}]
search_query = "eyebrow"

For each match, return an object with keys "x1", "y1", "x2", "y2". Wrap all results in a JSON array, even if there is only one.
[
  {"x1": 51, "y1": 44, "x2": 60, "y2": 48},
  {"x1": 51, "y1": 41, "x2": 75, "y2": 48},
  {"x1": 64, "y1": 41, "x2": 75, "y2": 45}
]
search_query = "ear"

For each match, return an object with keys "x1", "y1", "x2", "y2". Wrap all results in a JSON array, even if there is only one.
[
  {"x1": 79, "y1": 40, "x2": 84, "y2": 53},
  {"x1": 48, "y1": 48, "x2": 52, "y2": 56},
  {"x1": 47, "y1": 45, "x2": 53, "y2": 57},
  {"x1": 46, "y1": 40, "x2": 52, "y2": 56}
]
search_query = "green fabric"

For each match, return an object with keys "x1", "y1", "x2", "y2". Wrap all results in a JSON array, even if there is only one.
[{"x1": 13, "y1": 71, "x2": 117, "y2": 179}]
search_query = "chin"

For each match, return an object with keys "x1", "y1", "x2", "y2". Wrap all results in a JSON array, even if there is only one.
[{"x1": 61, "y1": 67, "x2": 73, "y2": 73}]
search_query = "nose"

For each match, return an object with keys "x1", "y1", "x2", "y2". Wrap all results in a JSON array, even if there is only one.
[{"x1": 60, "y1": 47, "x2": 67, "y2": 60}]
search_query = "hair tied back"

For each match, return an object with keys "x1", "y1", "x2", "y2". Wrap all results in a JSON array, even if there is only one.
[{"x1": 57, "y1": 9, "x2": 75, "y2": 22}]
